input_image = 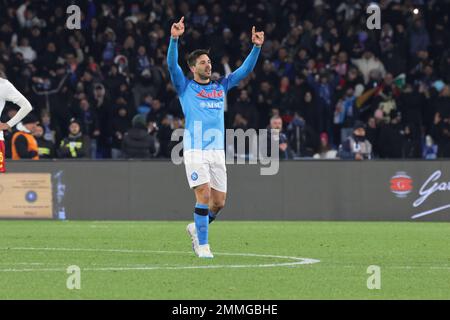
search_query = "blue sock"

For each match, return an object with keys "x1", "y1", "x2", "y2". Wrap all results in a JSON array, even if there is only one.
[
  {"x1": 209, "y1": 210, "x2": 219, "y2": 224},
  {"x1": 194, "y1": 203, "x2": 209, "y2": 245}
]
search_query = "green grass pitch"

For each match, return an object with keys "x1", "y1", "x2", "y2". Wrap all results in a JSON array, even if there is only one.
[{"x1": 0, "y1": 220, "x2": 449, "y2": 299}]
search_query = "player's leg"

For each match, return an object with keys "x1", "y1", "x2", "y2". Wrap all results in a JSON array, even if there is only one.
[
  {"x1": 192, "y1": 183, "x2": 214, "y2": 258},
  {"x1": 209, "y1": 188, "x2": 226, "y2": 223},
  {"x1": 0, "y1": 140, "x2": 6, "y2": 173},
  {"x1": 208, "y1": 150, "x2": 227, "y2": 223},
  {"x1": 193, "y1": 182, "x2": 211, "y2": 246},
  {"x1": 184, "y1": 150, "x2": 213, "y2": 257}
]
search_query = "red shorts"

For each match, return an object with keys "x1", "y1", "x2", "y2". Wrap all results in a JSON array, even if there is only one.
[{"x1": 0, "y1": 140, "x2": 5, "y2": 173}]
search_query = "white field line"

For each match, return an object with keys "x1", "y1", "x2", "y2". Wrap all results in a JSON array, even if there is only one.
[
  {"x1": 0, "y1": 246, "x2": 448, "y2": 272},
  {"x1": 0, "y1": 247, "x2": 320, "y2": 272},
  {"x1": 313, "y1": 265, "x2": 450, "y2": 270}
]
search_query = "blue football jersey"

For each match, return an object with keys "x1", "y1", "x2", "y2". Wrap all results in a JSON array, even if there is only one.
[{"x1": 167, "y1": 37, "x2": 260, "y2": 150}]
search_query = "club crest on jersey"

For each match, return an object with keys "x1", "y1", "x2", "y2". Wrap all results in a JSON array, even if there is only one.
[{"x1": 196, "y1": 89, "x2": 224, "y2": 99}]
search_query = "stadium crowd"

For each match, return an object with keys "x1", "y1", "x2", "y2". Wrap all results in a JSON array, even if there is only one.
[{"x1": 0, "y1": 0, "x2": 449, "y2": 160}]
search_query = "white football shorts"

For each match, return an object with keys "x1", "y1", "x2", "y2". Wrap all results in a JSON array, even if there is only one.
[{"x1": 184, "y1": 149, "x2": 227, "y2": 193}]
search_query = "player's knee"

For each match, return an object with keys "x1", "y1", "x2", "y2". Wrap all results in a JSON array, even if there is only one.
[
  {"x1": 195, "y1": 185, "x2": 211, "y2": 204},
  {"x1": 212, "y1": 199, "x2": 225, "y2": 211}
]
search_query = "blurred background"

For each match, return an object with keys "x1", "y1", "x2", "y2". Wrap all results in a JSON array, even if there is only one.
[{"x1": 0, "y1": 0, "x2": 449, "y2": 160}]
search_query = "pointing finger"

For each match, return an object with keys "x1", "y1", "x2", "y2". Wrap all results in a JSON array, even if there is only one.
[
  {"x1": 252, "y1": 26, "x2": 256, "y2": 34},
  {"x1": 179, "y1": 16, "x2": 184, "y2": 24}
]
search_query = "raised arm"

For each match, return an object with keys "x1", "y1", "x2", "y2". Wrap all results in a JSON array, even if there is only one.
[
  {"x1": 223, "y1": 26, "x2": 264, "y2": 91},
  {"x1": 167, "y1": 17, "x2": 188, "y2": 95}
]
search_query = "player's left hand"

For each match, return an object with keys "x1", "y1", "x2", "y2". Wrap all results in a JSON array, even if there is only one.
[
  {"x1": 0, "y1": 122, "x2": 11, "y2": 131},
  {"x1": 251, "y1": 26, "x2": 264, "y2": 47}
]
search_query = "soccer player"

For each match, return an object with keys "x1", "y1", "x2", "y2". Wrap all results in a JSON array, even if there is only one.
[
  {"x1": 167, "y1": 17, "x2": 264, "y2": 258},
  {"x1": 0, "y1": 73, "x2": 34, "y2": 172}
]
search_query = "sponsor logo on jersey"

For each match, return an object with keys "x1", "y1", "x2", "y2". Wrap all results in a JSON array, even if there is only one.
[
  {"x1": 196, "y1": 89, "x2": 224, "y2": 99},
  {"x1": 199, "y1": 101, "x2": 223, "y2": 109}
]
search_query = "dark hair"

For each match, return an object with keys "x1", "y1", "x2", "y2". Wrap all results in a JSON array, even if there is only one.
[{"x1": 187, "y1": 49, "x2": 210, "y2": 67}]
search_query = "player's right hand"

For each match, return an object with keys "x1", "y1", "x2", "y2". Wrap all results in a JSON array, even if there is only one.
[
  {"x1": 0, "y1": 122, "x2": 11, "y2": 131},
  {"x1": 171, "y1": 16, "x2": 185, "y2": 38}
]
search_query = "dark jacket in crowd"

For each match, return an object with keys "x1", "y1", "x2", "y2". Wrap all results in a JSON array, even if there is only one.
[
  {"x1": 36, "y1": 137, "x2": 55, "y2": 159},
  {"x1": 122, "y1": 127, "x2": 156, "y2": 158},
  {"x1": 430, "y1": 121, "x2": 450, "y2": 158},
  {"x1": 111, "y1": 112, "x2": 131, "y2": 150},
  {"x1": 378, "y1": 123, "x2": 405, "y2": 158}
]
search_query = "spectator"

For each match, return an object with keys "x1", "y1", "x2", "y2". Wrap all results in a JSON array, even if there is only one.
[
  {"x1": 266, "y1": 115, "x2": 295, "y2": 160},
  {"x1": 11, "y1": 114, "x2": 40, "y2": 160},
  {"x1": 40, "y1": 110, "x2": 57, "y2": 144},
  {"x1": 409, "y1": 19, "x2": 430, "y2": 57},
  {"x1": 422, "y1": 135, "x2": 438, "y2": 159},
  {"x1": 255, "y1": 81, "x2": 275, "y2": 128},
  {"x1": 257, "y1": 59, "x2": 278, "y2": 86},
  {"x1": 122, "y1": 114, "x2": 156, "y2": 159},
  {"x1": 146, "y1": 99, "x2": 164, "y2": 124},
  {"x1": 298, "y1": 91, "x2": 319, "y2": 134},
  {"x1": 58, "y1": 119, "x2": 90, "y2": 159},
  {"x1": 402, "y1": 124, "x2": 422, "y2": 159},
  {"x1": 231, "y1": 113, "x2": 252, "y2": 159},
  {"x1": 34, "y1": 124, "x2": 55, "y2": 159},
  {"x1": 286, "y1": 113, "x2": 319, "y2": 157},
  {"x1": 273, "y1": 47, "x2": 294, "y2": 80},
  {"x1": 72, "y1": 98, "x2": 100, "y2": 158},
  {"x1": 104, "y1": 65, "x2": 127, "y2": 100},
  {"x1": 338, "y1": 121, "x2": 373, "y2": 160},
  {"x1": 333, "y1": 87, "x2": 358, "y2": 145},
  {"x1": 12, "y1": 37, "x2": 36, "y2": 63},
  {"x1": 378, "y1": 111, "x2": 405, "y2": 158},
  {"x1": 231, "y1": 90, "x2": 259, "y2": 129},
  {"x1": 365, "y1": 116, "x2": 379, "y2": 157},
  {"x1": 313, "y1": 132, "x2": 337, "y2": 159},
  {"x1": 306, "y1": 70, "x2": 339, "y2": 141},
  {"x1": 93, "y1": 83, "x2": 113, "y2": 158},
  {"x1": 111, "y1": 105, "x2": 131, "y2": 159},
  {"x1": 157, "y1": 114, "x2": 180, "y2": 159},
  {"x1": 397, "y1": 83, "x2": 425, "y2": 129},
  {"x1": 0, "y1": 0, "x2": 448, "y2": 160},
  {"x1": 274, "y1": 76, "x2": 297, "y2": 114},
  {"x1": 430, "y1": 111, "x2": 450, "y2": 158},
  {"x1": 351, "y1": 49, "x2": 386, "y2": 84}
]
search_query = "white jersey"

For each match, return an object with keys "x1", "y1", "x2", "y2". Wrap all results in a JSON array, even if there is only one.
[{"x1": 0, "y1": 78, "x2": 33, "y2": 140}]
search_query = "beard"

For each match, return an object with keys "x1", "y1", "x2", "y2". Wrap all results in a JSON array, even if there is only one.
[
  {"x1": 198, "y1": 70, "x2": 211, "y2": 80},
  {"x1": 199, "y1": 74, "x2": 210, "y2": 80}
]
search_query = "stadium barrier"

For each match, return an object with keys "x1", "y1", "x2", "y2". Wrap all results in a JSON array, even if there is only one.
[{"x1": 3, "y1": 160, "x2": 450, "y2": 221}]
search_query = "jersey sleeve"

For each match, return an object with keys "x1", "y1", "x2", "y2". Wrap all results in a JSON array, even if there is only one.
[
  {"x1": 1, "y1": 80, "x2": 33, "y2": 127},
  {"x1": 221, "y1": 45, "x2": 261, "y2": 92},
  {"x1": 167, "y1": 37, "x2": 188, "y2": 96}
]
